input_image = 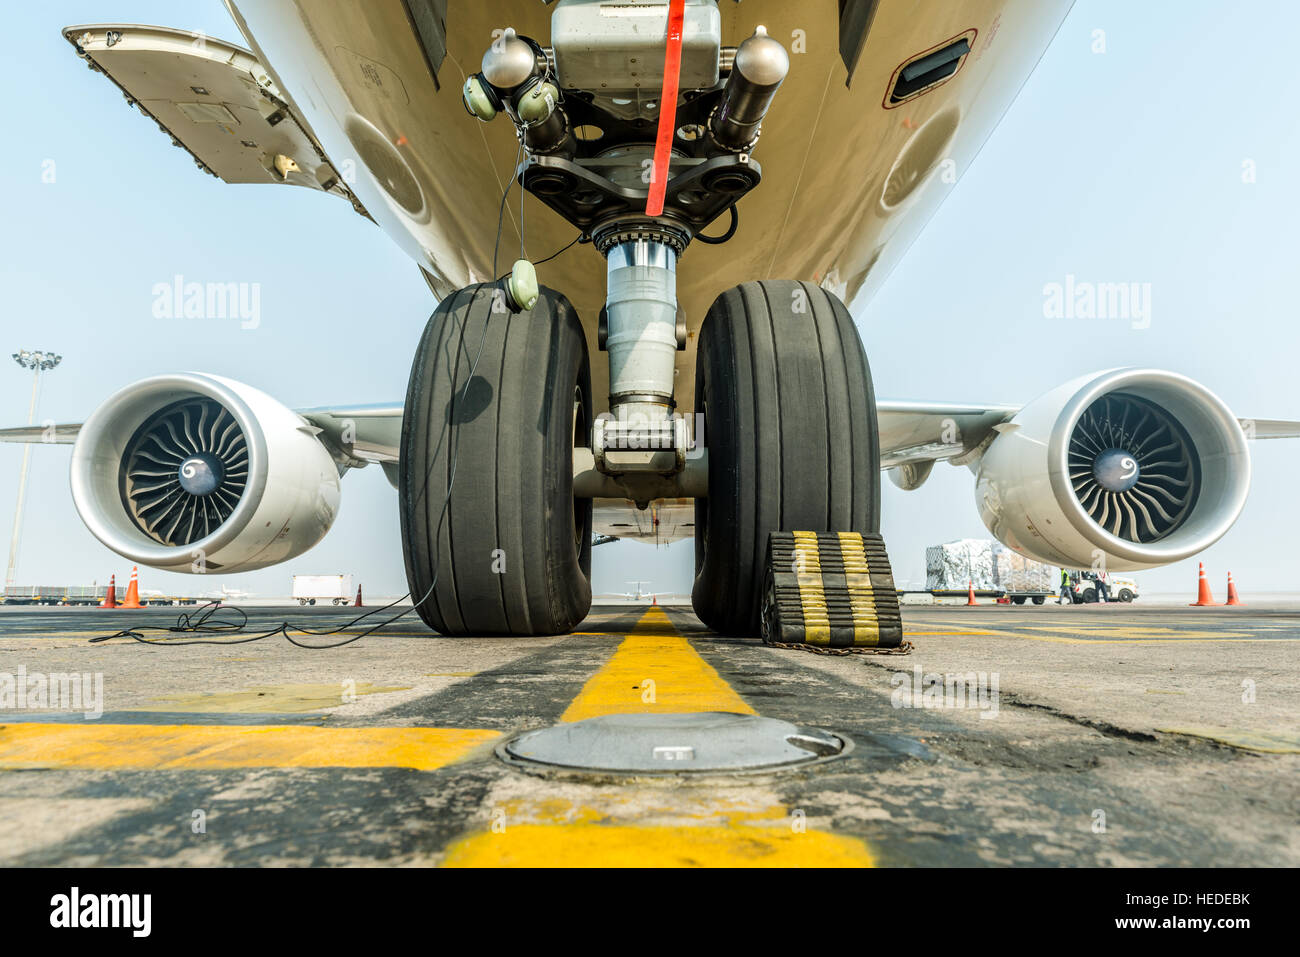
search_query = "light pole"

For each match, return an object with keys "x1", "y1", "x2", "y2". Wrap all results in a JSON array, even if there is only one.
[{"x1": 6, "y1": 350, "x2": 62, "y2": 590}]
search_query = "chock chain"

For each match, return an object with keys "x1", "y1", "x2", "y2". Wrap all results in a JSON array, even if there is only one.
[{"x1": 763, "y1": 639, "x2": 914, "y2": 656}]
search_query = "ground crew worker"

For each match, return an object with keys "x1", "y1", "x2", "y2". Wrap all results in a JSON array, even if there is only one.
[
  {"x1": 1058, "y1": 568, "x2": 1072, "y2": 604},
  {"x1": 1093, "y1": 571, "x2": 1110, "y2": 603}
]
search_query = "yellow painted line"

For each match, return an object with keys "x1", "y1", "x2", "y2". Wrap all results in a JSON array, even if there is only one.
[
  {"x1": 0, "y1": 723, "x2": 499, "y2": 771},
  {"x1": 443, "y1": 608, "x2": 873, "y2": 868},
  {"x1": 1156, "y1": 727, "x2": 1300, "y2": 754},
  {"x1": 900, "y1": 622, "x2": 1299, "y2": 645},
  {"x1": 442, "y1": 823, "x2": 873, "y2": 867},
  {"x1": 788, "y1": 531, "x2": 831, "y2": 645},
  {"x1": 560, "y1": 607, "x2": 755, "y2": 722},
  {"x1": 999, "y1": 633, "x2": 1297, "y2": 646},
  {"x1": 838, "y1": 532, "x2": 881, "y2": 647},
  {"x1": 1022, "y1": 626, "x2": 1251, "y2": 640}
]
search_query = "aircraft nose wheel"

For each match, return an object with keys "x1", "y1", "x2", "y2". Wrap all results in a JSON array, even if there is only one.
[
  {"x1": 692, "y1": 281, "x2": 882, "y2": 636},
  {"x1": 399, "y1": 284, "x2": 593, "y2": 636}
]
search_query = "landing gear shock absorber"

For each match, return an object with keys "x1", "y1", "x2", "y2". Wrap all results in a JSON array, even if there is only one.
[
  {"x1": 589, "y1": 226, "x2": 691, "y2": 499},
  {"x1": 603, "y1": 237, "x2": 679, "y2": 423}
]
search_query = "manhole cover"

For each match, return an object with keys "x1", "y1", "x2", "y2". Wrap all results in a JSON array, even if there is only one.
[{"x1": 500, "y1": 712, "x2": 850, "y2": 774}]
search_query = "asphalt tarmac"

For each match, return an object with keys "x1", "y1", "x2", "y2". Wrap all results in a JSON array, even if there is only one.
[{"x1": 0, "y1": 600, "x2": 1294, "y2": 866}]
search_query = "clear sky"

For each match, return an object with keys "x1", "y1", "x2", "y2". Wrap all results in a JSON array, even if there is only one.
[{"x1": 1, "y1": 1, "x2": 1297, "y2": 601}]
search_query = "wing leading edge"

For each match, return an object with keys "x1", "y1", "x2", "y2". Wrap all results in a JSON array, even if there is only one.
[{"x1": 4, "y1": 403, "x2": 1295, "y2": 541}]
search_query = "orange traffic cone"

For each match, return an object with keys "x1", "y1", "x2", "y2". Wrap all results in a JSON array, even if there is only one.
[
  {"x1": 353, "y1": 585, "x2": 363, "y2": 608},
  {"x1": 100, "y1": 575, "x2": 117, "y2": 608},
  {"x1": 119, "y1": 565, "x2": 144, "y2": 609},
  {"x1": 1189, "y1": 562, "x2": 1219, "y2": 606},
  {"x1": 1225, "y1": 572, "x2": 1244, "y2": 606},
  {"x1": 652, "y1": 594, "x2": 658, "y2": 606},
  {"x1": 966, "y1": 581, "x2": 977, "y2": 606}
]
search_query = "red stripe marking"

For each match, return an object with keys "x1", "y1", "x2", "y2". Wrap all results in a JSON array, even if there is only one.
[{"x1": 645, "y1": 0, "x2": 686, "y2": 217}]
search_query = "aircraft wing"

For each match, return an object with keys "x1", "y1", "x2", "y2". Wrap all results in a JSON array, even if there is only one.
[
  {"x1": 63, "y1": 24, "x2": 365, "y2": 214},
  {"x1": 5, "y1": 403, "x2": 1294, "y2": 461},
  {"x1": 5, "y1": 402, "x2": 1295, "y2": 536},
  {"x1": 0, "y1": 424, "x2": 80, "y2": 444},
  {"x1": 1241, "y1": 418, "x2": 1300, "y2": 439}
]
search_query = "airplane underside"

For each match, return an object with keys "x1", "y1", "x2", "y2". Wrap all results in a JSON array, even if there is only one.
[{"x1": 11, "y1": 2, "x2": 1295, "y2": 638}]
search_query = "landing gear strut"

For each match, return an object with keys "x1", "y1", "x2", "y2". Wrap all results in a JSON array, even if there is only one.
[{"x1": 415, "y1": 18, "x2": 901, "y2": 639}]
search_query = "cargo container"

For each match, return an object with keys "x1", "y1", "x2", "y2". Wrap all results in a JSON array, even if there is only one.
[{"x1": 292, "y1": 574, "x2": 354, "y2": 606}]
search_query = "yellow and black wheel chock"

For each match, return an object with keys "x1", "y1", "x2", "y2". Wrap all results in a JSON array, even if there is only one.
[{"x1": 760, "y1": 531, "x2": 905, "y2": 651}]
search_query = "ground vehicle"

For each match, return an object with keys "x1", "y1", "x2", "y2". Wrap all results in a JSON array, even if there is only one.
[
  {"x1": 292, "y1": 574, "x2": 354, "y2": 606},
  {"x1": 1071, "y1": 575, "x2": 1139, "y2": 604}
]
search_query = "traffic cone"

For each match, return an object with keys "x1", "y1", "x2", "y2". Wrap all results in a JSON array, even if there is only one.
[
  {"x1": 652, "y1": 594, "x2": 658, "y2": 606},
  {"x1": 119, "y1": 565, "x2": 144, "y2": 609},
  {"x1": 1189, "y1": 562, "x2": 1219, "y2": 606},
  {"x1": 100, "y1": 575, "x2": 117, "y2": 608},
  {"x1": 1225, "y1": 572, "x2": 1244, "y2": 606},
  {"x1": 966, "y1": 581, "x2": 977, "y2": 606},
  {"x1": 353, "y1": 585, "x2": 363, "y2": 608}
]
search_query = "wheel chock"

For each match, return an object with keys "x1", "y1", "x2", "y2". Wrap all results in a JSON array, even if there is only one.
[{"x1": 760, "y1": 531, "x2": 907, "y2": 652}]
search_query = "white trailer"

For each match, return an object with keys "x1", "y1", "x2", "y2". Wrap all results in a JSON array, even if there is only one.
[{"x1": 291, "y1": 574, "x2": 354, "y2": 606}]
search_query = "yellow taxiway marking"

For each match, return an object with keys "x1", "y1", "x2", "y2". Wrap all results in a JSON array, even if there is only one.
[
  {"x1": 561, "y1": 606, "x2": 755, "y2": 722},
  {"x1": 902, "y1": 621, "x2": 1298, "y2": 645},
  {"x1": 1024, "y1": 625, "x2": 1250, "y2": 639},
  {"x1": 446, "y1": 607, "x2": 874, "y2": 868},
  {"x1": 1156, "y1": 727, "x2": 1300, "y2": 755},
  {"x1": 442, "y1": 823, "x2": 873, "y2": 868},
  {"x1": 0, "y1": 723, "x2": 499, "y2": 771}
]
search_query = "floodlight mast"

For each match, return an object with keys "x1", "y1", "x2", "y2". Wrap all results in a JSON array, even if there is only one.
[{"x1": 6, "y1": 350, "x2": 62, "y2": 590}]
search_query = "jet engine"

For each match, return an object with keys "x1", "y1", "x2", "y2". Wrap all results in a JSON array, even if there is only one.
[
  {"x1": 975, "y1": 369, "x2": 1250, "y2": 570},
  {"x1": 70, "y1": 373, "x2": 341, "y2": 573}
]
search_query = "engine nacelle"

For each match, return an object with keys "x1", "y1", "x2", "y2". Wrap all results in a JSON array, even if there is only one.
[
  {"x1": 975, "y1": 369, "x2": 1250, "y2": 571},
  {"x1": 70, "y1": 373, "x2": 341, "y2": 574}
]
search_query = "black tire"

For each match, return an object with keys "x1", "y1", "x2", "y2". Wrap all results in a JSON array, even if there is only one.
[
  {"x1": 1118, "y1": 588, "x2": 1134, "y2": 603},
  {"x1": 1032, "y1": 595, "x2": 1046, "y2": 605},
  {"x1": 692, "y1": 281, "x2": 880, "y2": 636},
  {"x1": 1082, "y1": 588, "x2": 1097, "y2": 603},
  {"x1": 1011, "y1": 595, "x2": 1027, "y2": 605},
  {"x1": 400, "y1": 284, "x2": 593, "y2": 636}
]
